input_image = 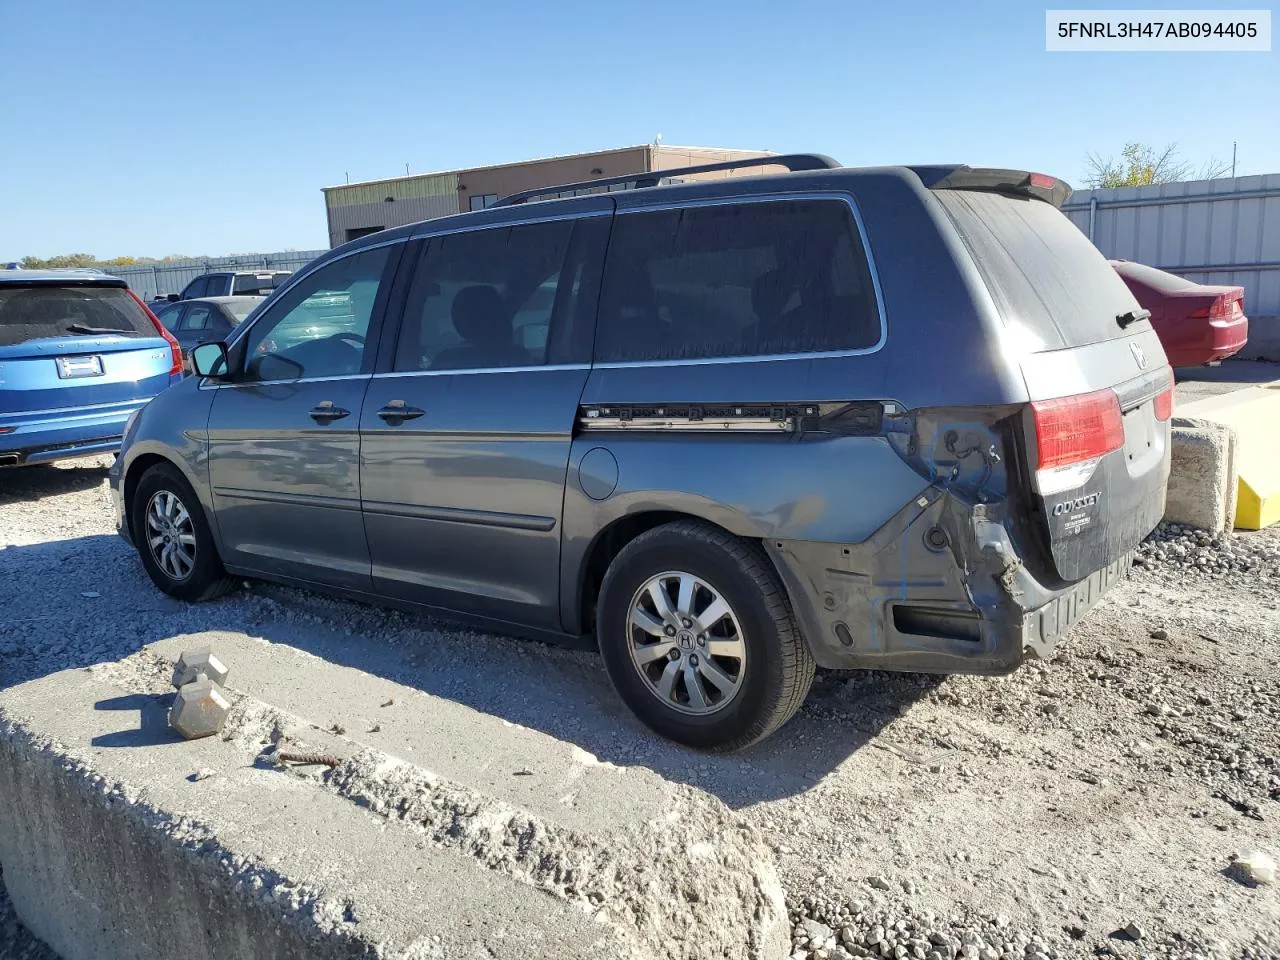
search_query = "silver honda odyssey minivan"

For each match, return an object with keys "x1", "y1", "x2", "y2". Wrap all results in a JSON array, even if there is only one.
[{"x1": 110, "y1": 155, "x2": 1173, "y2": 750}]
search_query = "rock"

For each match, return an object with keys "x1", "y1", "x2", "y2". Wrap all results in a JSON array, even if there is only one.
[
  {"x1": 868, "y1": 926, "x2": 887, "y2": 946},
  {"x1": 1123, "y1": 922, "x2": 1145, "y2": 941},
  {"x1": 188, "y1": 768, "x2": 216, "y2": 782},
  {"x1": 869, "y1": 876, "x2": 893, "y2": 891},
  {"x1": 803, "y1": 919, "x2": 835, "y2": 942},
  {"x1": 1232, "y1": 850, "x2": 1277, "y2": 886},
  {"x1": 1150, "y1": 628, "x2": 1169, "y2": 641}
]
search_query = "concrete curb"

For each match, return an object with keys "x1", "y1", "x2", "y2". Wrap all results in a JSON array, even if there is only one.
[
  {"x1": 1166, "y1": 418, "x2": 1238, "y2": 535},
  {"x1": 0, "y1": 646, "x2": 790, "y2": 960}
]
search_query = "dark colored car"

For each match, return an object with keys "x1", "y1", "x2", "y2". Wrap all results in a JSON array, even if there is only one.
[
  {"x1": 153, "y1": 296, "x2": 263, "y2": 366},
  {"x1": 1, "y1": 270, "x2": 183, "y2": 467},
  {"x1": 110, "y1": 155, "x2": 1173, "y2": 750},
  {"x1": 1110, "y1": 260, "x2": 1248, "y2": 367}
]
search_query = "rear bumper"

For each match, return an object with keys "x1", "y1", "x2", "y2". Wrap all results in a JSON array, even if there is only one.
[
  {"x1": 0, "y1": 398, "x2": 151, "y2": 467},
  {"x1": 1165, "y1": 315, "x2": 1249, "y2": 367},
  {"x1": 765, "y1": 492, "x2": 1144, "y2": 675}
]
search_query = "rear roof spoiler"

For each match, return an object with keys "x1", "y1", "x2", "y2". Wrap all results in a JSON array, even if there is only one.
[{"x1": 911, "y1": 165, "x2": 1073, "y2": 208}]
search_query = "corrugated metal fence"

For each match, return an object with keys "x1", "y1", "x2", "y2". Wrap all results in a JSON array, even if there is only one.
[
  {"x1": 1064, "y1": 173, "x2": 1280, "y2": 317},
  {"x1": 103, "y1": 250, "x2": 327, "y2": 300}
]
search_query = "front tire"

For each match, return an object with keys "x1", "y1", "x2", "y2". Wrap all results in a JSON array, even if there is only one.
[
  {"x1": 132, "y1": 463, "x2": 236, "y2": 602},
  {"x1": 597, "y1": 520, "x2": 815, "y2": 751}
]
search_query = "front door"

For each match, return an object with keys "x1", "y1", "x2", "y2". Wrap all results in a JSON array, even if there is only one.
[
  {"x1": 206, "y1": 244, "x2": 400, "y2": 590},
  {"x1": 360, "y1": 207, "x2": 610, "y2": 628}
]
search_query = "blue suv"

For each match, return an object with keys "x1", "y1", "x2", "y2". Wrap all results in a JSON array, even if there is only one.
[{"x1": 0, "y1": 270, "x2": 184, "y2": 467}]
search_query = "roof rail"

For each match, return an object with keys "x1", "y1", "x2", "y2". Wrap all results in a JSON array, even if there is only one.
[{"x1": 491, "y1": 153, "x2": 841, "y2": 207}]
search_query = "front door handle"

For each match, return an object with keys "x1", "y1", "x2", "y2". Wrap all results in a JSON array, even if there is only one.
[
  {"x1": 309, "y1": 401, "x2": 350, "y2": 423},
  {"x1": 377, "y1": 400, "x2": 425, "y2": 424}
]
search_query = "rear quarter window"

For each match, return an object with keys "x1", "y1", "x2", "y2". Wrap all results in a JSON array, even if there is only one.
[
  {"x1": 0, "y1": 285, "x2": 155, "y2": 346},
  {"x1": 595, "y1": 198, "x2": 882, "y2": 363},
  {"x1": 937, "y1": 191, "x2": 1141, "y2": 350}
]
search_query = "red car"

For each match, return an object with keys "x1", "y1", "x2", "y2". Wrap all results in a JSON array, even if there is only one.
[{"x1": 1110, "y1": 259, "x2": 1248, "y2": 367}]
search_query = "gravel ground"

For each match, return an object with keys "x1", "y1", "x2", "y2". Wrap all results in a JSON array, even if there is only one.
[{"x1": 1, "y1": 458, "x2": 1278, "y2": 960}]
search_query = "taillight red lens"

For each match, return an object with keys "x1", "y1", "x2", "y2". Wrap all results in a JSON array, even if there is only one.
[
  {"x1": 128, "y1": 289, "x2": 183, "y2": 376},
  {"x1": 1190, "y1": 295, "x2": 1243, "y2": 321},
  {"x1": 1028, "y1": 173, "x2": 1056, "y2": 189},
  {"x1": 1031, "y1": 389, "x2": 1125, "y2": 470}
]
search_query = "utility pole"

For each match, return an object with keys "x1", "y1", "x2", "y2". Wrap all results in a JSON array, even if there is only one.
[
  {"x1": 1231, "y1": 141, "x2": 1237, "y2": 178},
  {"x1": 405, "y1": 163, "x2": 410, "y2": 176}
]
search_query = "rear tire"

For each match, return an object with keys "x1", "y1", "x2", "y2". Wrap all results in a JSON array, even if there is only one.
[
  {"x1": 596, "y1": 520, "x2": 815, "y2": 751},
  {"x1": 132, "y1": 463, "x2": 236, "y2": 602}
]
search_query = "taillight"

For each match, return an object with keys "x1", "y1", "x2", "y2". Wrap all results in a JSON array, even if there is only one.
[
  {"x1": 1154, "y1": 385, "x2": 1174, "y2": 421},
  {"x1": 1189, "y1": 295, "x2": 1243, "y2": 321},
  {"x1": 128, "y1": 289, "x2": 183, "y2": 376},
  {"x1": 1028, "y1": 173, "x2": 1056, "y2": 189},
  {"x1": 1030, "y1": 389, "x2": 1125, "y2": 495}
]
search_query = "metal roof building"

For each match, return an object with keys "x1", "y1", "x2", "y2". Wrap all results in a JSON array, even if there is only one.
[{"x1": 321, "y1": 144, "x2": 774, "y2": 248}]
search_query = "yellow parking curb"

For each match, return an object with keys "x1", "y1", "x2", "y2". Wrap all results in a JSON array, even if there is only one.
[{"x1": 1178, "y1": 382, "x2": 1280, "y2": 530}]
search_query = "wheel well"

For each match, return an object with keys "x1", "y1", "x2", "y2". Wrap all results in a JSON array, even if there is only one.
[
  {"x1": 578, "y1": 511, "x2": 709, "y2": 633},
  {"x1": 122, "y1": 454, "x2": 176, "y2": 532}
]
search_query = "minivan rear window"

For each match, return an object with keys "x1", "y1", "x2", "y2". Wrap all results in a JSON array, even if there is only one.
[
  {"x1": 595, "y1": 199, "x2": 881, "y2": 363},
  {"x1": 0, "y1": 284, "x2": 155, "y2": 346},
  {"x1": 936, "y1": 191, "x2": 1141, "y2": 350}
]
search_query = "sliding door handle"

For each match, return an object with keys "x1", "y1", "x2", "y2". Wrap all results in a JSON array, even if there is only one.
[
  {"x1": 377, "y1": 400, "x2": 425, "y2": 424},
  {"x1": 309, "y1": 401, "x2": 350, "y2": 423}
]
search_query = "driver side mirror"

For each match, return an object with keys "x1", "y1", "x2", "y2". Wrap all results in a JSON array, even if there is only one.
[
  {"x1": 166, "y1": 293, "x2": 181, "y2": 302},
  {"x1": 191, "y1": 341, "x2": 230, "y2": 378}
]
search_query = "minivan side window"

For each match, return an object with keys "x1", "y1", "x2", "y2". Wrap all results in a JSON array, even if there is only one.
[
  {"x1": 393, "y1": 219, "x2": 576, "y2": 372},
  {"x1": 240, "y1": 246, "x2": 391, "y2": 382},
  {"x1": 182, "y1": 277, "x2": 208, "y2": 299},
  {"x1": 594, "y1": 199, "x2": 880, "y2": 363}
]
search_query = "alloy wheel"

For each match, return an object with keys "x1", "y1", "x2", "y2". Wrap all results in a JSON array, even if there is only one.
[
  {"x1": 626, "y1": 570, "x2": 747, "y2": 716},
  {"x1": 145, "y1": 489, "x2": 197, "y2": 582}
]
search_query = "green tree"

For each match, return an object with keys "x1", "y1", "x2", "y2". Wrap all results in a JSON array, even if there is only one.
[{"x1": 1084, "y1": 142, "x2": 1231, "y2": 189}]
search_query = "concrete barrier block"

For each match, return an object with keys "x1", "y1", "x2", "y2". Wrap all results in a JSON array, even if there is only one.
[
  {"x1": 1166, "y1": 417, "x2": 1238, "y2": 534},
  {"x1": 1236, "y1": 315, "x2": 1280, "y2": 363},
  {"x1": 1178, "y1": 382, "x2": 1280, "y2": 530},
  {"x1": 0, "y1": 640, "x2": 791, "y2": 960}
]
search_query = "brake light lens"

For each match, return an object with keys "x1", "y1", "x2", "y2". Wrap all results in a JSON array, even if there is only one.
[
  {"x1": 1154, "y1": 384, "x2": 1174, "y2": 421},
  {"x1": 128, "y1": 289, "x2": 183, "y2": 377},
  {"x1": 1028, "y1": 173, "x2": 1056, "y2": 190},
  {"x1": 1189, "y1": 294, "x2": 1244, "y2": 321},
  {"x1": 1030, "y1": 388, "x2": 1125, "y2": 495}
]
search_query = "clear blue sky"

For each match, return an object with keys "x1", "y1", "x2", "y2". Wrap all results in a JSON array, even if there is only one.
[{"x1": 1, "y1": 0, "x2": 1275, "y2": 260}]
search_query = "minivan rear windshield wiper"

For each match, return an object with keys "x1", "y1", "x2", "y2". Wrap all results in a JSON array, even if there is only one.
[
  {"x1": 66, "y1": 323, "x2": 139, "y2": 336},
  {"x1": 1116, "y1": 308, "x2": 1151, "y2": 329}
]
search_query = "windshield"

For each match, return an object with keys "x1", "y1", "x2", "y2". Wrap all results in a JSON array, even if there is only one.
[{"x1": 0, "y1": 284, "x2": 156, "y2": 346}]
